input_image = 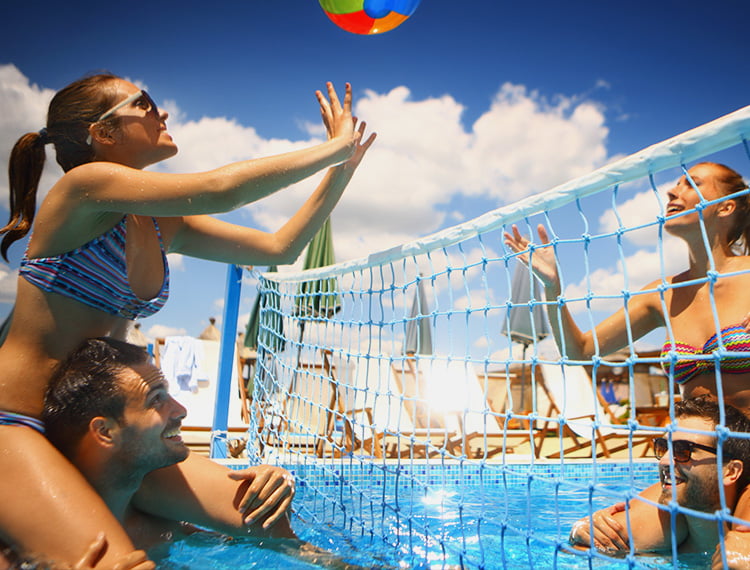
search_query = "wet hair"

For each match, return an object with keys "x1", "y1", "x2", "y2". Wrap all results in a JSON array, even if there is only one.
[
  {"x1": 1, "y1": 73, "x2": 123, "y2": 261},
  {"x1": 675, "y1": 395, "x2": 750, "y2": 488},
  {"x1": 697, "y1": 162, "x2": 750, "y2": 254},
  {"x1": 43, "y1": 337, "x2": 149, "y2": 457}
]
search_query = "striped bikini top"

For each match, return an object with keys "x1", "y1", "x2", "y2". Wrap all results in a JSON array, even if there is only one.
[
  {"x1": 660, "y1": 324, "x2": 750, "y2": 384},
  {"x1": 19, "y1": 216, "x2": 169, "y2": 320}
]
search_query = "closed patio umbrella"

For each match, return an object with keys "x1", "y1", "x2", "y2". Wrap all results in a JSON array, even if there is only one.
[
  {"x1": 245, "y1": 266, "x2": 285, "y2": 353},
  {"x1": 293, "y1": 217, "x2": 341, "y2": 376},
  {"x1": 245, "y1": 266, "x2": 285, "y2": 397},
  {"x1": 501, "y1": 262, "x2": 550, "y2": 410},
  {"x1": 295, "y1": 217, "x2": 341, "y2": 319},
  {"x1": 403, "y1": 275, "x2": 433, "y2": 356}
]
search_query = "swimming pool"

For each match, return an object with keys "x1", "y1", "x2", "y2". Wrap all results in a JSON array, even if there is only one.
[{"x1": 156, "y1": 459, "x2": 713, "y2": 569}]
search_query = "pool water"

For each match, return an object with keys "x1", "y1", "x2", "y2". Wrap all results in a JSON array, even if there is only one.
[{"x1": 156, "y1": 462, "x2": 713, "y2": 569}]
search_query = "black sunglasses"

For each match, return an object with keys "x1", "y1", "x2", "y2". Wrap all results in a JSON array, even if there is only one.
[
  {"x1": 87, "y1": 90, "x2": 161, "y2": 145},
  {"x1": 136, "y1": 90, "x2": 160, "y2": 120},
  {"x1": 653, "y1": 436, "x2": 719, "y2": 463}
]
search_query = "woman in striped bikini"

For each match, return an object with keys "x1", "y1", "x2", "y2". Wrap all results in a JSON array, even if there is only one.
[
  {"x1": 0, "y1": 74, "x2": 375, "y2": 567},
  {"x1": 506, "y1": 162, "x2": 750, "y2": 557},
  {"x1": 505, "y1": 161, "x2": 750, "y2": 413}
]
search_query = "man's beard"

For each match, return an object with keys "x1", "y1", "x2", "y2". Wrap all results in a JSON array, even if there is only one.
[{"x1": 660, "y1": 466, "x2": 721, "y2": 513}]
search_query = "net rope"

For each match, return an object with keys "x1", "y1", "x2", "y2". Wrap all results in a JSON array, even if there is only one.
[{"x1": 237, "y1": 106, "x2": 750, "y2": 568}]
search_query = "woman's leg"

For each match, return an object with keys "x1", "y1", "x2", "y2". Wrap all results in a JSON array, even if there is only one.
[{"x1": 0, "y1": 426, "x2": 137, "y2": 566}]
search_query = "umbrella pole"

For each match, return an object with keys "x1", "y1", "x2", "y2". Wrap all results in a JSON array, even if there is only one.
[
  {"x1": 519, "y1": 342, "x2": 529, "y2": 412},
  {"x1": 292, "y1": 320, "x2": 306, "y2": 395}
]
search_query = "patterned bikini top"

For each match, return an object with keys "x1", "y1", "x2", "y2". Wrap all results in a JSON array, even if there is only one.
[
  {"x1": 19, "y1": 216, "x2": 169, "y2": 320},
  {"x1": 660, "y1": 324, "x2": 750, "y2": 384}
]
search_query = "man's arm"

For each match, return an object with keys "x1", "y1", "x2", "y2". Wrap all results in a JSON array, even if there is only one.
[
  {"x1": 569, "y1": 483, "x2": 688, "y2": 553},
  {"x1": 712, "y1": 530, "x2": 750, "y2": 570},
  {"x1": 713, "y1": 487, "x2": 750, "y2": 570},
  {"x1": 133, "y1": 453, "x2": 296, "y2": 539}
]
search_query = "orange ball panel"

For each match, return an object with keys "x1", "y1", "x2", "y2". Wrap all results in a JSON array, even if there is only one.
[{"x1": 369, "y1": 12, "x2": 409, "y2": 34}]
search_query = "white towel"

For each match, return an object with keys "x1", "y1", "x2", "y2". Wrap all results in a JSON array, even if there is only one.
[{"x1": 161, "y1": 336, "x2": 207, "y2": 394}]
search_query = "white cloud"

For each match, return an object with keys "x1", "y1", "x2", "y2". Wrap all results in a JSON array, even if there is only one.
[
  {"x1": 0, "y1": 65, "x2": 616, "y2": 336},
  {"x1": 564, "y1": 243, "x2": 688, "y2": 315},
  {"x1": 597, "y1": 177, "x2": 677, "y2": 248},
  {"x1": 454, "y1": 289, "x2": 494, "y2": 312},
  {"x1": 166, "y1": 253, "x2": 185, "y2": 271},
  {"x1": 474, "y1": 335, "x2": 489, "y2": 349},
  {"x1": 462, "y1": 83, "x2": 609, "y2": 202},
  {"x1": 0, "y1": 65, "x2": 61, "y2": 208},
  {"x1": 580, "y1": 174, "x2": 690, "y2": 315},
  {"x1": 157, "y1": 82, "x2": 612, "y2": 268},
  {"x1": 146, "y1": 324, "x2": 187, "y2": 338},
  {"x1": 158, "y1": 114, "x2": 307, "y2": 174},
  {"x1": 0, "y1": 263, "x2": 17, "y2": 303},
  {"x1": 238, "y1": 311, "x2": 250, "y2": 329}
]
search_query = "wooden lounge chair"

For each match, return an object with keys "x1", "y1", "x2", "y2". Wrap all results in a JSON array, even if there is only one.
[
  {"x1": 454, "y1": 368, "x2": 534, "y2": 459},
  {"x1": 314, "y1": 353, "x2": 457, "y2": 460},
  {"x1": 535, "y1": 363, "x2": 654, "y2": 459},
  {"x1": 271, "y1": 357, "x2": 341, "y2": 458},
  {"x1": 394, "y1": 359, "x2": 532, "y2": 459},
  {"x1": 318, "y1": 350, "x2": 382, "y2": 458},
  {"x1": 388, "y1": 357, "x2": 462, "y2": 459}
]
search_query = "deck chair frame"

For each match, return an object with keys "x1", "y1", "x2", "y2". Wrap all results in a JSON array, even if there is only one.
[{"x1": 535, "y1": 363, "x2": 653, "y2": 459}]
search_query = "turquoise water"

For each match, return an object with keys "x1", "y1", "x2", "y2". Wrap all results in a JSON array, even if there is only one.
[{"x1": 156, "y1": 462, "x2": 712, "y2": 569}]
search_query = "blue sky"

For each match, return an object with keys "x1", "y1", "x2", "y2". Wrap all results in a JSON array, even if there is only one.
[{"x1": 1, "y1": 0, "x2": 749, "y2": 348}]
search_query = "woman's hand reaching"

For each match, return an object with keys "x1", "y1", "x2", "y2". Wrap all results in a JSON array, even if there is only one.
[
  {"x1": 316, "y1": 82, "x2": 360, "y2": 162},
  {"x1": 503, "y1": 224, "x2": 561, "y2": 295},
  {"x1": 338, "y1": 119, "x2": 376, "y2": 172}
]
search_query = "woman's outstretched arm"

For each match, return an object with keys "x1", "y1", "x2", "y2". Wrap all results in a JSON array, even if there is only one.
[
  {"x1": 166, "y1": 119, "x2": 376, "y2": 265},
  {"x1": 504, "y1": 223, "x2": 664, "y2": 360},
  {"x1": 59, "y1": 83, "x2": 361, "y2": 219}
]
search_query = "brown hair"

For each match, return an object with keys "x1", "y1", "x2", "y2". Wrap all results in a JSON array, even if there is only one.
[
  {"x1": 1, "y1": 73, "x2": 122, "y2": 261},
  {"x1": 43, "y1": 337, "x2": 149, "y2": 457},
  {"x1": 675, "y1": 395, "x2": 750, "y2": 488},
  {"x1": 699, "y1": 162, "x2": 750, "y2": 254}
]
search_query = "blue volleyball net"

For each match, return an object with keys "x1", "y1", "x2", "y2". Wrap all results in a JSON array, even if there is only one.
[{"x1": 238, "y1": 106, "x2": 750, "y2": 568}]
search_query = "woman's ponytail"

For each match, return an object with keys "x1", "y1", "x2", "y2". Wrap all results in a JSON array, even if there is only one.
[
  {"x1": 1, "y1": 131, "x2": 48, "y2": 261},
  {"x1": 1, "y1": 72, "x2": 121, "y2": 261}
]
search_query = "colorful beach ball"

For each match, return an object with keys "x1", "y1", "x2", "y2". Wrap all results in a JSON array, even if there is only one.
[{"x1": 319, "y1": 0, "x2": 422, "y2": 35}]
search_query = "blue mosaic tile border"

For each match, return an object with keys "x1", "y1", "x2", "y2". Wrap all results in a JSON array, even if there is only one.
[{"x1": 224, "y1": 459, "x2": 659, "y2": 491}]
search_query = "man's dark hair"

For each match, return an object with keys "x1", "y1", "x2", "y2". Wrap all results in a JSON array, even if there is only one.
[
  {"x1": 43, "y1": 337, "x2": 149, "y2": 457},
  {"x1": 675, "y1": 395, "x2": 750, "y2": 488}
]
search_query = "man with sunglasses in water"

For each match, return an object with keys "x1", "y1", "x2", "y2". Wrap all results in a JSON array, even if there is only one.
[{"x1": 569, "y1": 395, "x2": 750, "y2": 567}]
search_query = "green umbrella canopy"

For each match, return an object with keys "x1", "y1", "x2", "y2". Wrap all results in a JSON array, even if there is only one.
[
  {"x1": 295, "y1": 217, "x2": 341, "y2": 318},
  {"x1": 245, "y1": 266, "x2": 286, "y2": 353}
]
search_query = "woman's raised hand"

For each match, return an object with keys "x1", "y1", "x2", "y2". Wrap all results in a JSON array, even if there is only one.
[
  {"x1": 316, "y1": 82, "x2": 360, "y2": 160},
  {"x1": 503, "y1": 224, "x2": 561, "y2": 293},
  {"x1": 339, "y1": 119, "x2": 376, "y2": 172}
]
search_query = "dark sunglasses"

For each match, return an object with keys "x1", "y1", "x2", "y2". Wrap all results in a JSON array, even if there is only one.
[
  {"x1": 653, "y1": 436, "x2": 719, "y2": 463},
  {"x1": 86, "y1": 90, "x2": 160, "y2": 144},
  {"x1": 98, "y1": 89, "x2": 159, "y2": 122},
  {"x1": 136, "y1": 90, "x2": 160, "y2": 120}
]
